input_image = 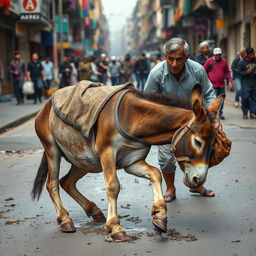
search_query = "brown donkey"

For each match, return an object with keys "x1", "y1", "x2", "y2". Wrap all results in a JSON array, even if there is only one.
[{"x1": 32, "y1": 85, "x2": 223, "y2": 242}]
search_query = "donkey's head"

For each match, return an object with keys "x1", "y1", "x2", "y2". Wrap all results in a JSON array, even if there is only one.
[{"x1": 174, "y1": 85, "x2": 223, "y2": 188}]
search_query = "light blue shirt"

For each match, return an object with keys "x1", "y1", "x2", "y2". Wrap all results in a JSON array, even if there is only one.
[
  {"x1": 41, "y1": 60, "x2": 54, "y2": 80},
  {"x1": 144, "y1": 59, "x2": 216, "y2": 106}
]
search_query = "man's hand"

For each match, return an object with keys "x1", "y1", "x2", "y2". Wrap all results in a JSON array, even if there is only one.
[
  {"x1": 228, "y1": 81, "x2": 233, "y2": 89},
  {"x1": 246, "y1": 66, "x2": 253, "y2": 73}
]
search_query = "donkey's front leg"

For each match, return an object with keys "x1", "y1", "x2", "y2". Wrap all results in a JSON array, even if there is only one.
[
  {"x1": 100, "y1": 148, "x2": 130, "y2": 242},
  {"x1": 125, "y1": 161, "x2": 167, "y2": 234}
]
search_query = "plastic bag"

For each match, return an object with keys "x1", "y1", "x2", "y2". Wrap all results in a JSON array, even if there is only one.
[{"x1": 22, "y1": 81, "x2": 34, "y2": 95}]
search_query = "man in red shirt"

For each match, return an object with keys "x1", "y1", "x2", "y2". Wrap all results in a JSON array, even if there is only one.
[{"x1": 204, "y1": 48, "x2": 232, "y2": 119}]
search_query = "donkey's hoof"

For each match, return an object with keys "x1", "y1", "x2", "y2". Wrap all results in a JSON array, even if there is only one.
[
  {"x1": 60, "y1": 220, "x2": 76, "y2": 233},
  {"x1": 108, "y1": 230, "x2": 131, "y2": 242},
  {"x1": 92, "y1": 211, "x2": 106, "y2": 223},
  {"x1": 152, "y1": 217, "x2": 167, "y2": 234}
]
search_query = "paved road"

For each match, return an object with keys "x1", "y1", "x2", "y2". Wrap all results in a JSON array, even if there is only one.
[{"x1": 0, "y1": 105, "x2": 256, "y2": 256}]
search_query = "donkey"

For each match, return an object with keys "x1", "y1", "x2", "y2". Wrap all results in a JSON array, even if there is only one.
[{"x1": 31, "y1": 85, "x2": 223, "y2": 242}]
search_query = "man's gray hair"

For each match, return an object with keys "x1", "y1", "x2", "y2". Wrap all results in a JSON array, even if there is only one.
[{"x1": 163, "y1": 38, "x2": 190, "y2": 56}]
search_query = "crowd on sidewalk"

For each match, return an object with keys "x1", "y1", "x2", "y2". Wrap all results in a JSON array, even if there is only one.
[{"x1": 4, "y1": 38, "x2": 256, "y2": 120}]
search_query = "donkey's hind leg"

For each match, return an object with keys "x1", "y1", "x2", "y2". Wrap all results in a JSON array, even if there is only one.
[
  {"x1": 45, "y1": 147, "x2": 76, "y2": 233},
  {"x1": 60, "y1": 165, "x2": 106, "y2": 223}
]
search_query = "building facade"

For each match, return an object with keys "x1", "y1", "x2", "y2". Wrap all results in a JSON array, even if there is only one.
[{"x1": 125, "y1": 0, "x2": 256, "y2": 65}]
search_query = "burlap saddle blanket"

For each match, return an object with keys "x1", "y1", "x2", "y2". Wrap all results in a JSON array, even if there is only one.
[{"x1": 52, "y1": 80, "x2": 134, "y2": 137}]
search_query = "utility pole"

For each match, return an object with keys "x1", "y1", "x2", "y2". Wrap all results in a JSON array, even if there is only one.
[{"x1": 52, "y1": 0, "x2": 58, "y2": 81}]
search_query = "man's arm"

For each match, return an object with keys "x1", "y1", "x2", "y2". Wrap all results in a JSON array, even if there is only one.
[
  {"x1": 198, "y1": 67, "x2": 222, "y2": 129},
  {"x1": 144, "y1": 70, "x2": 161, "y2": 93},
  {"x1": 198, "y1": 67, "x2": 216, "y2": 106},
  {"x1": 224, "y1": 61, "x2": 233, "y2": 88},
  {"x1": 237, "y1": 59, "x2": 249, "y2": 76}
]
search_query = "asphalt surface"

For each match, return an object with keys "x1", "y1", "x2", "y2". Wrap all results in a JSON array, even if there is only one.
[{"x1": 0, "y1": 90, "x2": 256, "y2": 256}]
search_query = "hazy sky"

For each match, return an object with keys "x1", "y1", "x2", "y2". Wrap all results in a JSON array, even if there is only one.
[{"x1": 101, "y1": 0, "x2": 137, "y2": 31}]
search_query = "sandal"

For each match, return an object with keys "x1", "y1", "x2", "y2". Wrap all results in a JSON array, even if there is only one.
[
  {"x1": 189, "y1": 188, "x2": 215, "y2": 197},
  {"x1": 164, "y1": 193, "x2": 176, "y2": 203}
]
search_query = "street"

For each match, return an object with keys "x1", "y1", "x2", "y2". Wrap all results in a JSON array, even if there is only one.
[{"x1": 0, "y1": 99, "x2": 256, "y2": 256}]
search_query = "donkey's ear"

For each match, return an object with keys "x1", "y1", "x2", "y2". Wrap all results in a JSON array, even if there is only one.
[
  {"x1": 193, "y1": 99, "x2": 206, "y2": 122},
  {"x1": 191, "y1": 84, "x2": 203, "y2": 106},
  {"x1": 208, "y1": 94, "x2": 224, "y2": 117}
]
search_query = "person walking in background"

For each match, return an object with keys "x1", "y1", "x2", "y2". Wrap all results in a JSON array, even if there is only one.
[
  {"x1": 109, "y1": 56, "x2": 120, "y2": 85},
  {"x1": 145, "y1": 38, "x2": 219, "y2": 202},
  {"x1": 27, "y1": 53, "x2": 45, "y2": 104},
  {"x1": 231, "y1": 48, "x2": 246, "y2": 108},
  {"x1": 120, "y1": 53, "x2": 133, "y2": 83},
  {"x1": 134, "y1": 53, "x2": 148, "y2": 90},
  {"x1": 70, "y1": 62, "x2": 78, "y2": 85},
  {"x1": 237, "y1": 47, "x2": 256, "y2": 119},
  {"x1": 150, "y1": 55, "x2": 161, "y2": 70},
  {"x1": 90, "y1": 56, "x2": 99, "y2": 83},
  {"x1": 78, "y1": 56, "x2": 92, "y2": 81},
  {"x1": 41, "y1": 56, "x2": 54, "y2": 98},
  {"x1": 59, "y1": 56, "x2": 72, "y2": 89},
  {"x1": 9, "y1": 51, "x2": 26, "y2": 105},
  {"x1": 194, "y1": 41, "x2": 212, "y2": 66},
  {"x1": 97, "y1": 53, "x2": 109, "y2": 84},
  {"x1": 204, "y1": 47, "x2": 232, "y2": 120}
]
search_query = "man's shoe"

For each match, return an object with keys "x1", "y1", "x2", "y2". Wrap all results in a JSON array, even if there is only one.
[
  {"x1": 250, "y1": 113, "x2": 256, "y2": 119},
  {"x1": 243, "y1": 114, "x2": 248, "y2": 119},
  {"x1": 219, "y1": 114, "x2": 225, "y2": 120}
]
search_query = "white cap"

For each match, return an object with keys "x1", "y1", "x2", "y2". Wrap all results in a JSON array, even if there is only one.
[
  {"x1": 199, "y1": 41, "x2": 209, "y2": 49},
  {"x1": 111, "y1": 56, "x2": 116, "y2": 61},
  {"x1": 213, "y1": 48, "x2": 222, "y2": 55}
]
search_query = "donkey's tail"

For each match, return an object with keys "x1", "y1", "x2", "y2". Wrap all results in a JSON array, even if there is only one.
[{"x1": 31, "y1": 152, "x2": 48, "y2": 200}]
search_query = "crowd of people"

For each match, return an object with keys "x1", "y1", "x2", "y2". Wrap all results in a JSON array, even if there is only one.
[
  {"x1": 8, "y1": 39, "x2": 256, "y2": 121},
  {"x1": 8, "y1": 50, "x2": 163, "y2": 106}
]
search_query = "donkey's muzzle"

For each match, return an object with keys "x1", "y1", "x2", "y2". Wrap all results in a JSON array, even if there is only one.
[{"x1": 183, "y1": 164, "x2": 208, "y2": 188}]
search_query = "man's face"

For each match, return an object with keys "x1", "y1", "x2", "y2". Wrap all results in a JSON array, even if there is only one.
[
  {"x1": 214, "y1": 54, "x2": 222, "y2": 61},
  {"x1": 32, "y1": 54, "x2": 38, "y2": 61},
  {"x1": 201, "y1": 45, "x2": 209, "y2": 55},
  {"x1": 15, "y1": 54, "x2": 21, "y2": 60},
  {"x1": 247, "y1": 51, "x2": 255, "y2": 60},
  {"x1": 165, "y1": 47, "x2": 188, "y2": 76}
]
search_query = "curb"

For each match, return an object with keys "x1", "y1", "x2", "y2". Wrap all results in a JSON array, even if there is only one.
[{"x1": 0, "y1": 111, "x2": 38, "y2": 135}]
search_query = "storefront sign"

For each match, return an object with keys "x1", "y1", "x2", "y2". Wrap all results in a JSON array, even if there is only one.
[
  {"x1": 21, "y1": 0, "x2": 39, "y2": 13},
  {"x1": 19, "y1": 0, "x2": 50, "y2": 25}
]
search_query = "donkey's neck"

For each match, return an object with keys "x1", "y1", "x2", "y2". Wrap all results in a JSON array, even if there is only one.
[{"x1": 122, "y1": 95, "x2": 193, "y2": 145}]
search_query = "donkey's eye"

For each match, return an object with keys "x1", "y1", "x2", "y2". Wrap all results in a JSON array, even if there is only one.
[
  {"x1": 191, "y1": 135, "x2": 204, "y2": 153},
  {"x1": 194, "y1": 138, "x2": 202, "y2": 148}
]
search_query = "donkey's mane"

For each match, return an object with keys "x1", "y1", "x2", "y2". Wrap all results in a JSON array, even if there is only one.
[
  {"x1": 130, "y1": 88, "x2": 215, "y2": 124},
  {"x1": 130, "y1": 88, "x2": 192, "y2": 109}
]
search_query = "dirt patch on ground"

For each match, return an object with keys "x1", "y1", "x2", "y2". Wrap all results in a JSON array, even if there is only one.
[{"x1": 79, "y1": 220, "x2": 197, "y2": 242}]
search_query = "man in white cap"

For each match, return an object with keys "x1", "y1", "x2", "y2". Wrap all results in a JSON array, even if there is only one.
[
  {"x1": 204, "y1": 47, "x2": 232, "y2": 120},
  {"x1": 194, "y1": 41, "x2": 212, "y2": 66}
]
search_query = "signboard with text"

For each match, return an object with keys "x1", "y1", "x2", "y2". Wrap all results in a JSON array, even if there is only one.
[
  {"x1": 19, "y1": 0, "x2": 50, "y2": 26},
  {"x1": 21, "y1": 0, "x2": 40, "y2": 13}
]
